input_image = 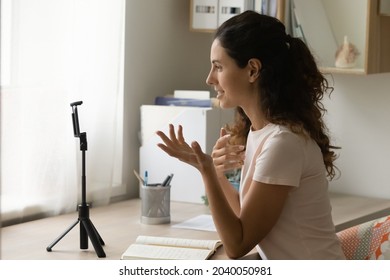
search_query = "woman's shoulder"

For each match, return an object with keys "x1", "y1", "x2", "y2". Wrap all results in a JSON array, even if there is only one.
[
  {"x1": 264, "y1": 124, "x2": 309, "y2": 148},
  {"x1": 249, "y1": 123, "x2": 309, "y2": 148},
  {"x1": 267, "y1": 123, "x2": 302, "y2": 138}
]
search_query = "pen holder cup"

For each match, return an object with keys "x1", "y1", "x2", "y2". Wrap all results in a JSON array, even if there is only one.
[{"x1": 141, "y1": 185, "x2": 171, "y2": 225}]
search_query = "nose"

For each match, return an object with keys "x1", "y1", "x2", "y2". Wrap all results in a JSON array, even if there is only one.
[{"x1": 206, "y1": 68, "x2": 215, "y2": 86}]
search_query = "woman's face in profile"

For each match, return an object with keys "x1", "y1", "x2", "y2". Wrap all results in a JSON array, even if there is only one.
[{"x1": 206, "y1": 39, "x2": 255, "y2": 109}]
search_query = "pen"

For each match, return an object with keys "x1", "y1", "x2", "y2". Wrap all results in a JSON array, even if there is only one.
[
  {"x1": 144, "y1": 171, "x2": 148, "y2": 186},
  {"x1": 133, "y1": 169, "x2": 145, "y2": 185},
  {"x1": 162, "y1": 174, "x2": 172, "y2": 186},
  {"x1": 165, "y1": 173, "x2": 174, "y2": 186}
]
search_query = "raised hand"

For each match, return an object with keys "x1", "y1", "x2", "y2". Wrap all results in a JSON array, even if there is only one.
[
  {"x1": 156, "y1": 124, "x2": 214, "y2": 172},
  {"x1": 211, "y1": 127, "x2": 245, "y2": 176}
]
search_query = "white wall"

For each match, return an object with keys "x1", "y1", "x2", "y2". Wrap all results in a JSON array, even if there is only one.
[
  {"x1": 325, "y1": 73, "x2": 390, "y2": 199},
  {"x1": 123, "y1": 0, "x2": 213, "y2": 197}
]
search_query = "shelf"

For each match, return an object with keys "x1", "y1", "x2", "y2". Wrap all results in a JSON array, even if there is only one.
[{"x1": 320, "y1": 67, "x2": 366, "y2": 75}]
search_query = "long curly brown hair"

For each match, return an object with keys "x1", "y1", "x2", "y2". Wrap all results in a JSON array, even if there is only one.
[{"x1": 216, "y1": 11, "x2": 339, "y2": 179}]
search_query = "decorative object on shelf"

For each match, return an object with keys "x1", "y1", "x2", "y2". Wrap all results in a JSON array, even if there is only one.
[{"x1": 335, "y1": 36, "x2": 360, "y2": 68}]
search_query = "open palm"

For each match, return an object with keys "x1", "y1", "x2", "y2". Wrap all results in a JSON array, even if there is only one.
[{"x1": 156, "y1": 124, "x2": 213, "y2": 172}]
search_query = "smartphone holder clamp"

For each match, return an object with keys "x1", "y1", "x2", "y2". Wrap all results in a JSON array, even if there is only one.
[{"x1": 46, "y1": 101, "x2": 106, "y2": 258}]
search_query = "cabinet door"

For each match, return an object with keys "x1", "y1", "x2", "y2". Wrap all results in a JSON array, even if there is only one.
[
  {"x1": 190, "y1": 0, "x2": 250, "y2": 30},
  {"x1": 190, "y1": 0, "x2": 218, "y2": 32}
]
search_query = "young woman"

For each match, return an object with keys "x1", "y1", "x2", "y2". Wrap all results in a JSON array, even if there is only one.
[{"x1": 156, "y1": 11, "x2": 345, "y2": 260}]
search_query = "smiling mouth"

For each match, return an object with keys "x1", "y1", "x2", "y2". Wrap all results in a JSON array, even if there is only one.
[{"x1": 215, "y1": 90, "x2": 224, "y2": 98}]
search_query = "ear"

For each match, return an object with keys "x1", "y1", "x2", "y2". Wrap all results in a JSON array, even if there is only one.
[{"x1": 248, "y1": 58, "x2": 262, "y2": 82}]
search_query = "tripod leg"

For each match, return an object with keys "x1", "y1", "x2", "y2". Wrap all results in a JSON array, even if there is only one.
[
  {"x1": 80, "y1": 219, "x2": 89, "y2": 249},
  {"x1": 81, "y1": 219, "x2": 106, "y2": 258},
  {"x1": 46, "y1": 219, "x2": 79, "y2": 252},
  {"x1": 90, "y1": 220, "x2": 105, "y2": 245}
]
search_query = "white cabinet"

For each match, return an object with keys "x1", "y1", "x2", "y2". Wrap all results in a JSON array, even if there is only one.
[{"x1": 139, "y1": 105, "x2": 234, "y2": 203}]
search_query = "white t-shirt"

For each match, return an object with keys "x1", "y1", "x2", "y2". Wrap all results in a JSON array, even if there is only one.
[{"x1": 239, "y1": 124, "x2": 345, "y2": 260}]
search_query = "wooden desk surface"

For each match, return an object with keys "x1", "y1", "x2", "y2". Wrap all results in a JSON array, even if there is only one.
[
  {"x1": 329, "y1": 192, "x2": 390, "y2": 231},
  {"x1": 2, "y1": 193, "x2": 390, "y2": 260},
  {"x1": 0, "y1": 199, "x2": 229, "y2": 260}
]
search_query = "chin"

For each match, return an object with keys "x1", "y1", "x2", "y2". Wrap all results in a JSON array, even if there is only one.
[
  {"x1": 217, "y1": 95, "x2": 234, "y2": 109},
  {"x1": 218, "y1": 101, "x2": 234, "y2": 109}
]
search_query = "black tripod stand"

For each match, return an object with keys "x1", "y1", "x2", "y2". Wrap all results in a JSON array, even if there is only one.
[{"x1": 46, "y1": 101, "x2": 106, "y2": 258}]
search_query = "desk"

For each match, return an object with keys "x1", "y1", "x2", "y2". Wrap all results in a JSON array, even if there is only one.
[
  {"x1": 0, "y1": 199, "x2": 228, "y2": 260},
  {"x1": 329, "y1": 192, "x2": 390, "y2": 231},
  {"x1": 2, "y1": 193, "x2": 390, "y2": 260}
]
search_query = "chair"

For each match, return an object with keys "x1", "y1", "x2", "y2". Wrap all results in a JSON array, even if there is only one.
[{"x1": 337, "y1": 215, "x2": 390, "y2": 260}]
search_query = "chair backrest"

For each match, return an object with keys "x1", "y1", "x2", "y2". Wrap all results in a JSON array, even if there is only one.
[{"x1": 337, "y1": 215, "x2": 390, "y2": 260}]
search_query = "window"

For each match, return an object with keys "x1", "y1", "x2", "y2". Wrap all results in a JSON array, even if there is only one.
[{"x1": 0, "y1": 0, "x2": 126, "y2": 226}]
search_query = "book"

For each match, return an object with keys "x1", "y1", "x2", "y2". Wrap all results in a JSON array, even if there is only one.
[
  {"x1": 154, "y1": 96, "x2": 213, "y2": 108},
  {"x1": 121, "y1": 235, "x2": 222, "y2": 260}
]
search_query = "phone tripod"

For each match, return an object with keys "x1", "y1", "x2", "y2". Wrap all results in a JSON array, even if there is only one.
[{"x1": 46, "y1": 101, "x2": 106, "y2": 258}]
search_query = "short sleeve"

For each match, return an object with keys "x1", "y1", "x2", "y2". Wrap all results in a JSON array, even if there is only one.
[{"x1": 253, "y1": 130, "x2": 304, "y2": 187}]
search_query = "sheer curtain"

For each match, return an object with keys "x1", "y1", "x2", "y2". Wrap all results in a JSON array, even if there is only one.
[{"x1": 1, "y1": 0, "x2": 125, "y2": 226}]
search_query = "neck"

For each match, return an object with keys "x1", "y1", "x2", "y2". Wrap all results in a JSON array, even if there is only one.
[
  {"x1": 251, "y1": 120, "x2": 268, "y2": 131},
  {"x1": 242, "y1": 106, "x2": 267, "y2": 131}
]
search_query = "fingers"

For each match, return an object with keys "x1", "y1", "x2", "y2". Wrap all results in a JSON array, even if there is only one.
[
  {"x1": 156, "y1": 130, "x2": 170, "y2": 146},
  {"x1": 156, "y1": 129, "x2": 175, "y2": 153},
  {"x1": 191, "y1": 141, "x2": 202, "y2": 154},
  {"x1": 191, "y1": 141, "x2": 214, "y2": 171},
  {"x1": 212, "y1": 144, "x2": 245, "y2": 158},
  {"x1": 212, "y1": 134, "x2": 245, "y2": 160},
  {"x1": 169, "y1": 124, "x2": 180, "y2": 145},
  {"x1": 156, "y1": 125, "x2": 178, "y2": 157},
  {"x1": 220, "y1": 127, "x2": 227, "y2": 137},
  {"x1": 177, "y1": 125, "x2": 185, "y2": 144},
  {"x1": 156, "y1": 124, "x2": 198, "y2": 166},
  {"x1": 212, "y1": 133, "x2": 245, "y2": 173},
  {"x1": 157, "y1": 124, "x2": 184, "y2": 147},
  {"x1": 156, "y1": 124, "x2": 222, "y2": 173},
  {"x1": 213, "y1": 151, "x2": 245, "y2": 169},
  {"x1": 214, "y1": 133, "x2": 231, "y2": 151}
]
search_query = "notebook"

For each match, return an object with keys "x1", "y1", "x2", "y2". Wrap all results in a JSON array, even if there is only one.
[{"x1": 121, "y1": 235, "x2": 222, "y2": 260}]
